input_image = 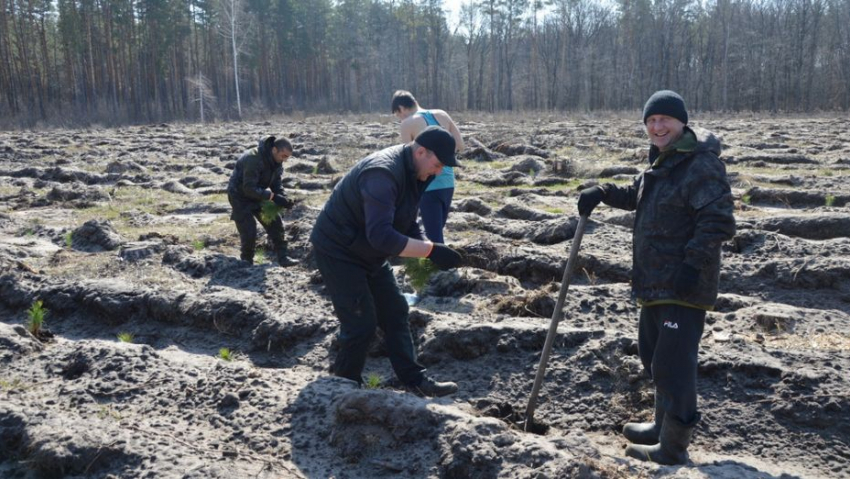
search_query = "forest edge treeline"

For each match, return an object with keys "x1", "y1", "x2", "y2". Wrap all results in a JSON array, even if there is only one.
[{"x1": 1, "y1": 0, "x2": 848, "y2": 128}]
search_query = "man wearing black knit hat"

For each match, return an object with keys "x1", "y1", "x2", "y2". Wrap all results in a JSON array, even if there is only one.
[
  {"x1": 577, "y1": 90, "x2": 736, "y2": 465},
  {"x1": 310, "y1": 125, "x2": 462, "y2": 398}
]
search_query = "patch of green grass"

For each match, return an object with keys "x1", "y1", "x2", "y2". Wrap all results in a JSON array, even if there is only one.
[
  {"x1": 403, "y1": 257, "x2": 439, "y2": 292},
  {"x1": 490, "y1": 161, "x2": 512, "y2": 169},
  {"x1": 820, "y1": 169, "x2": 834, "y2": 177},
  {"x1": 117, "y1": 332, "x2": 134, "y2": 343},
  {"x1": 97, "y1": 405, "x2": 121, "y2": 421},
  {"x1": 543, "y1": 207, "x2": 565, "y2": 214},
  {"x1": 364, "y1": 373, "x2": 382, "y2": 389},
  {"x1": 218, "y1": 347, "x2": 234, "y2": 361},
  {"x1": 553, "y1": 144, "x2": 611, "y2": 160},
  {"x1": 254, "y1": 247, "x2": 268, "y2": 265},
  {"x1": 26, "y1": 300, "x2": 47, "y2": 336},
  {"x1": 0, "y1": 378, "x2": 26, "y2": 391},
  {"x1": 825, "y1": 194, "x2": 836, "y2": 207},
  {"x1": 64, "y1": 231, "x2": 73, "y2": 248},
  {"x1": 192, "y1": 239, "x2": 205, "y2": 251}
]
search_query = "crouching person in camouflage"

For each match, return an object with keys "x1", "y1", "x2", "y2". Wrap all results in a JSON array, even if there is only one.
[{"x1": 227, "y1": 135, "x2": 298, "y2": 267}]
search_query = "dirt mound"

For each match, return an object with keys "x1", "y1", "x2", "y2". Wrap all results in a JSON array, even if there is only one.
[
  {"x1": 72, "y1": 219, "x2": 125, "y2": 251},
  {"x1": 47, "y1": 183, "x2": 112, "y2": 205}
]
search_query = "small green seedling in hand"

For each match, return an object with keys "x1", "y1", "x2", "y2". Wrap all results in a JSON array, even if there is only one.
[
  {"x1": 260, "y1": 201, "x2": 283, "y2": 225},
  {"x1": 403, "y1": 258, "x2": 440, "y2": 292}
]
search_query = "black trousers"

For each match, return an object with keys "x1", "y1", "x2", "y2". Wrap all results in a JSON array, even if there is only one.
[
  {"x1": 638, "y1": 304, "x2": 706, "y2": 423},
  {"x1": 230, "y1": 201, "x2": 285, "y2": 257},
  {"x1": 314, "y1": 251, "x2": 425, "y2": 386}
]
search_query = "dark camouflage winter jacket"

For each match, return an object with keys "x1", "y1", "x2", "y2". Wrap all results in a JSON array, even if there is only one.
[
  {"x1": 601, "y1": 126, "x2": 736, "y2": 309},
  {"x1": 227, "y1": 136, "x2": 285, "y2": 220}
]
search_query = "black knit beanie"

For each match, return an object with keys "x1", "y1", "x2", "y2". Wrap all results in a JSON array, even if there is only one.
[{"x1": 642, "y1": 90, "x2": 688, "y2": 125}]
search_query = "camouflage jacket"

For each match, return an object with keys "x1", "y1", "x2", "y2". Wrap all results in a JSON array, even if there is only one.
[{"x1": 601, "y1": 127, "x2": 736, "y2": 309}]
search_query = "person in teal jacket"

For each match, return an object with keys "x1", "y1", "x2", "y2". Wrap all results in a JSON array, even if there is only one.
[{"x1": 391, "y1": 90, "x2": 464, "y2": 244}]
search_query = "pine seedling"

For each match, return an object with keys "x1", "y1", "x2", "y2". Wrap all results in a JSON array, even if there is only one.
[
  {"x1": 364, "y1": 373, "x2": 382, "y2": 390},
  {"x1": 192, "y1": 239, "x2": 205, "y2": 251},
  {"x1": 741, "y1": 195, "x2": 752, "y2": 205},
  {"x1": 403, "y1": 257, "x2": 440, "y2": 292},
  {"x1": 218, "y1": 347, "x2": 233, "y2": 361},
  {"x1": 117, "y1": 332, "x2": 134, "y2": 343},
  {"x1": 26, "y1": 300, "x2": 47, "y2": 336},
  {"x1": 825, "y1": 194, "x2": 836, "y2": 207},
  {"x1": 64, "y1": 231, "x2": 73, "y2": 248},
  {"x1": 260, "y1": 200, "x2": 283, "y2": 225},
  {"x1": 254, "y1": 247, "x2": 267, "y2": 265}
]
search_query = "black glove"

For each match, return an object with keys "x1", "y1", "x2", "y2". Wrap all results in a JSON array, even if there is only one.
[
  {"x1": 272, "y1": 194, "x2": 295, "y2": 209},
  {"x1": 674, "y1": 263, "x2": 701, "y2": 297},
  {"x1": 578, "y1": 185, "x2": 606, "y2": 216},
  {"x1": 428, "y1": 243, "x2": 462, "y2": 270}
]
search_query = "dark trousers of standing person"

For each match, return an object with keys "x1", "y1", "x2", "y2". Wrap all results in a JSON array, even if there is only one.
[
  {"x1": 419, "y1": 187, "x2": 454, "y2": 244},
  {"x1": 638, "y1": 304, "x2": 706, "y2": 423},
  {"x1": 314, "y1": 251, "x2": 426, "y2": 386}
]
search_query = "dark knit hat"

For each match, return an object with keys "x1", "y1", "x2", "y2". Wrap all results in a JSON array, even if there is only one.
[
  {"x1": 642, "y1": 90, "x2": 688, "y2": 125},
  {"x1": 415, "y1": 126, "x2": 460, "y2": 167}
]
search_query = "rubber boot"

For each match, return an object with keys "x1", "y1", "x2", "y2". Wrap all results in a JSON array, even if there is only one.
[
  {"x1": 625, "y1": 412, "x2": 698, "y2": 465},
  {"x1": 623, "y1": 395, "x2": 664, "y2": 445},
  {"x1": 276, "y1": 244, "x2": 298, "y2": 267}
]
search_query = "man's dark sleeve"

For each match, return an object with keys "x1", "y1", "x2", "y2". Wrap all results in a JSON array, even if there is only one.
[
  {"x1": 270, "y1": 167, "x2": 284, "y2": 197},
  {"x1": 241, "y1": 156, "x2": 271, "y2": 200},
  {"x1": 601, "y1": 176, "x2": 640, "y2": 211},
  {"x1": 360, "y1": 170, "x2": 409, "y2": 255},
  {"x1": 404, "y1": 217, "x2": 424, "y2": 240}
]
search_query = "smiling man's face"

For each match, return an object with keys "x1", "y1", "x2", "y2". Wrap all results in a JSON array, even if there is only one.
[{"x1": 645, "y1": 114, "x2": 685, "y2": 150}]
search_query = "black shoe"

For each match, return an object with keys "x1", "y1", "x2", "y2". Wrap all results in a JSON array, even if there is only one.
[
  {"x1": 276, "y1": 245, "x2": 299, "y2": 267},
  {"x1": 410, "y1": 377, "x2": 458, "y2": 397},
  {"x1": 625, "y1": 413, "x2": 698, "y2": 465},
  {"x1": 277, "y1": 254, "x2": 299, "y2": 267},
  {"x1": 623, "y1": 395, "x2": 664, "y2": 445},
  {"x1": 240, "y1": 251, "x2": 254, "y2": 265}
]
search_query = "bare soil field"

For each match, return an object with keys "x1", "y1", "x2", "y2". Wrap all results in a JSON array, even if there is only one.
[{"x1": 1, "y1": 113, "x2": 848, "y2": 479}]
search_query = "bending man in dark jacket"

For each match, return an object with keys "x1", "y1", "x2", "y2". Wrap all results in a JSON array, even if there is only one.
[
  {"x1": 310, "y1": 126, "x2": 462, "y2": 397},
  {"x1": 578, "y1": 90, "x2": 736, "y2": 465},
  {"x1": 227, "y1": 135, "x2": 298, "y2": 266}
]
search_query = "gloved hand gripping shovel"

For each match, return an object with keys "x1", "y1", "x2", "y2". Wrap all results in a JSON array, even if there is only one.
[{"x1": 524, "y1": 215, "x2": 588, "y2": 432}]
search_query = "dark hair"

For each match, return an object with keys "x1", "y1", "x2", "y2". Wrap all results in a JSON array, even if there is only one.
[
  {"x1": 273, "y1": 137, "x2": 292, "y2": 152},
  {"x1": 391, "y1": 90, "x2": 418, "y2": 113}
]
